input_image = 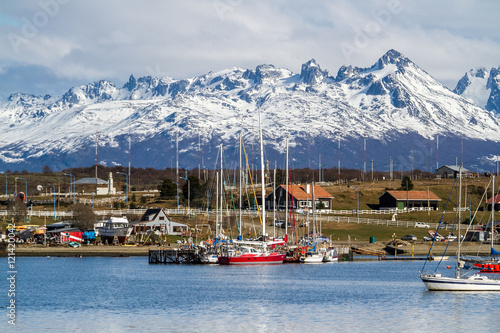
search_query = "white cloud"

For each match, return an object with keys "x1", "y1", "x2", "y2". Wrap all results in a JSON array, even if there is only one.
[{"x1": 0, "y1": 0, "x2": 499, "y2": 98}]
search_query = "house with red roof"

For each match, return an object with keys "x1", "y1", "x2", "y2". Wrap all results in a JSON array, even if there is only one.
[
  {"x1": 486, "y1": 194, "x2": 500, "y2": 211},
  {"x1": 379, "y1": 190, "x2": 441, "y2": 210},
  {"x1": 266, "y1": 184, "x2": 334, "y2": 211}
]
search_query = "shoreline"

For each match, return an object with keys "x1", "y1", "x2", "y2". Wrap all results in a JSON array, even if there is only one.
[{"x1": 1, "y1": 241, "x2": 492, "y2": 258}]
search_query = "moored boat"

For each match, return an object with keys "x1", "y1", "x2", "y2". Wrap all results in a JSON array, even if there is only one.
[
  {"x1": 218, "y1": 245, "x2": 285, "y2": 265},
  {"x1": 98, "y1": 216, "x2": 133, "y2": 244},
  {"x1": 420, "y1": 169, "x2": 500, "y2": 291}
]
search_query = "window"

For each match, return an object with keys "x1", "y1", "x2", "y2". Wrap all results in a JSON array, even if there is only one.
[{"x1": 159, "y1": 216, "x2": 165, "y2": 221}]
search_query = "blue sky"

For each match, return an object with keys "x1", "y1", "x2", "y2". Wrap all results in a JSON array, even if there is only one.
[{"x1": 0, "y1": 0, "x2": 499, "y2": 99}]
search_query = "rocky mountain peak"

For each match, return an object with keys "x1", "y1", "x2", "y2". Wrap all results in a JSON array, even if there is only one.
[{"x1": 300, "y1": 59, "x2": 328, "y2": 85}]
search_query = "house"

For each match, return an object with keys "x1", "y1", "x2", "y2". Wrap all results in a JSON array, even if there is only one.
[
  {"x1": 435, "y1": 165, "x2": 474, "y2": 178},
  {"x1": 486, "y1": 195, "x2": 500, "y2": 211},
  {"x1": 132, "y1": 208, "x2": 190, "y2": 236},
  {"x1": 266, "y1": 184, "x2": 334, "y2": 211},
  {"x1": 73, "y1": 172, "x2": 116, "y2": 195},
  {"x1": 379, "y1": 190, "x2": 441, "y2": 210}
]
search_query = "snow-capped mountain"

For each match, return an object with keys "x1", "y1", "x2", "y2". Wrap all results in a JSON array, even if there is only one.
[
  {"x1": 454, "y1": 66, "x2": 500, "y2": 114},
  {"x1": 1, "y1": 49, "x2": 500, "y2": 173}
]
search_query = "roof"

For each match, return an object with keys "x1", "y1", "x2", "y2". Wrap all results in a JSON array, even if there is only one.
[
  {"x1": 277, "y1": 184, "x2": 334, "y2": 200},
  {"x1": 47, "y1": 227, "x2": 82, "y2": 233},
  {"x1": 435, "y1": 165, "x2": 471, "y2": 173},
  {"x1": 74, "y1": 177, "x2": 108, "y2": 185},
  {"x1": 380, "y1": 190, "x2": 441, "y2": 201},
  {"x1": 132, "y1": 220, "x2": 188, "y2": 227},
  {"x1": 486, "y1": 194, "x2": 500, "y2": 204},
  {"x1": 139, "y1": 208, "x2": 162, "y2": 221}
]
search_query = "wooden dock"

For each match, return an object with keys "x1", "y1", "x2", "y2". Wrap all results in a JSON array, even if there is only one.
[
  {"x1": 350, "y1": 245, "x2": 386, "y2": 258},
  {"x1": 149, "y1": 248, "x2": 202, "y2": 264}
]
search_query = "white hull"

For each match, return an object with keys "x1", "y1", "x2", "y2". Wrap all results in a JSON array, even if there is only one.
[
  {"x1": 420, "y1": 274, "x2": 500, "y2": 291},
  {"x1": 300, "y1": 254, "x2": 325, "y2": 263},
  {"x1": 201, "y1": 254, "x2": 219, "y2": 264}
]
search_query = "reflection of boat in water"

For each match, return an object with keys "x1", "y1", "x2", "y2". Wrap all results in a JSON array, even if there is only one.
[
  {"x1": 98, "y1": 217, "x2": 133, "y2": 244},
  {"x1": 218, "y1": 245, "x2": 285, "y2": 265}
]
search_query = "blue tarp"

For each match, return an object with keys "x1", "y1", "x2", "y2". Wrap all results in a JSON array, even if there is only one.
[
  {"x1": 491, "y1": 247, "x2": 500, "y2": 257},
  {"x1": 83, "y1": 231, "x2": 96, "y2": 240}
]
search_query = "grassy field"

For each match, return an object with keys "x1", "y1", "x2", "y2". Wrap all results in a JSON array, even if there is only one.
[{"x1": 1, "y1": 175, "x2": 497, "y2": 243}]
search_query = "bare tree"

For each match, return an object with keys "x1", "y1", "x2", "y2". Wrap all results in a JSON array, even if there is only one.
[{"x1": 70, "y1": 203, "x2": 97, "y2": 230}]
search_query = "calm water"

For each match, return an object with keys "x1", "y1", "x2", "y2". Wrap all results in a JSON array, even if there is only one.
[{"x1": 1, "y1": 256, "x2": 499, "y2": 332}]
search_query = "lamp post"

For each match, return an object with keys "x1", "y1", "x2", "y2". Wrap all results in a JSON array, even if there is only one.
[
  {"x1": 351, "y1": 186, "x2": 359, "y2": 223},
  {"x1": 64, "y1": 173, "x2": 75, "y2": 203},
  {"x1": 117, "y1": 172, "x2": 129, "y2": 208},
  {"x1": 180, "y1": 172, "x2": 190, "y2": 214},
  {"x1": 48, "y1": 183, "x2": 56, "y2": 220}
]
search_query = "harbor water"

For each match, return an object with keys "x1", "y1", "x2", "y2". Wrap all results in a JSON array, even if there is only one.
[{"x1": 2, "y1": 256, "x2": 499, "y2": 332}]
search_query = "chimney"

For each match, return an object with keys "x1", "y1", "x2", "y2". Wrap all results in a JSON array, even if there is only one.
[{"x1": 306, "y1": 184, "x2": 310, "y2": 194}]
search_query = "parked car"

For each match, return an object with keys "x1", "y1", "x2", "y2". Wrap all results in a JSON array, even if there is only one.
[
  {"x1": 415, "y1": 222, "x2": 430, "y2": 228},
  {"x1": 401, "y1": 234, "x2": 417, "y2": 241}
]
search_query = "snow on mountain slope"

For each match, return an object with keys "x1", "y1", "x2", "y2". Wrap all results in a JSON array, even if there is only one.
[{"x1": 1, "y1": 49, "x2": 500, "y2": 172}]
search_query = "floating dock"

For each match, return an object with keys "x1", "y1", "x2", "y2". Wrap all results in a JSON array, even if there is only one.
[
  {"x1": 149, "y1": 248, "x2": 202, "y2": 264},
  {"x1": 350, "y1": 245, "x2": 386, "y2": 258}
]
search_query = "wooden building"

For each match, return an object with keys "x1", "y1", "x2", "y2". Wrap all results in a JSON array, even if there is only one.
[
  {"x1": 266, "y1": 184, "x2": 334, "y2": 211},
  {"x1": 379, "y1": 190, "x2": 441, "y2": 210},
  {"x1": 435, "y1": 165, "x2": 474, "y2": 178},
  {"x1": 132, "y1": 208, "x2": 190, "y2": 236}
]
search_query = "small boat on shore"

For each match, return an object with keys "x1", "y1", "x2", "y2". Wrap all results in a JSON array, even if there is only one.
[{"x1": 98, "y1": 216, "x2": 133, "y2": 244}]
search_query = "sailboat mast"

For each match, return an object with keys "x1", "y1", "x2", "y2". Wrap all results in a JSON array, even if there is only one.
[
  {"x1": 492, "y1": 175, "x2": 495, "y2": 255},
  {"x1": 259, "y1": 108, "x2": 266, "y2": 236},
  {"x1": 239, "y1": 133, "x2": 243, "y2": 239},
  {"x1": 285, "y1": 138, "x2": 289, "y2": 239},
  {"x1": 220, "y1": 144, "x2": 223, "y2": 238},
  {"x1": 312, "y1": 181, "x2": 316, "y2": 245},
  {"x1": 457, "y1": 166, "x2": 462, "y2": 278},
  {"x1": 216, "y1": 170, "x2": 219, "y2": 239}
]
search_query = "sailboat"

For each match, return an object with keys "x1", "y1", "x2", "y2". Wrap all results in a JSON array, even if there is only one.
[
  {"x1": 217, "y1": 108, "x2": 285, "y2": 265},
  {"x1": 300, "y1": 181, "x2": 325, "y2": 263},
  {"x1": 420, "y1": 167, "x2": 500, "y2": 291},
  {"x1": 465, "y1": 177, "x2": 500, "y2": 273}
]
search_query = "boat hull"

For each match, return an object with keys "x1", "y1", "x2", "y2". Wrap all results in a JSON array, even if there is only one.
[
  {"x1": 300, "y1": 254, "x2": 325, "y2": 263},
  {"x1": 420, "y1": 274, "x2": 500, "y2": 291},
  {"x1": 218, "y1": 253, "x2": 285, "y2": 265},
  {"x1": 99, "y1": 227, "x2": 133, "y2": 244}
]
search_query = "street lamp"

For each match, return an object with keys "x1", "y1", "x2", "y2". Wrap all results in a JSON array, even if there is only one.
[
  {"x1": 351, "y1": 186, "x2": 359, "y2": 223},
  {"x1": 64, "y1": 173, "x2": 75, "y2": 203},
  {"x1": 48, "y1": 183, "x2": 56, "y2": 219},
  {"x1": 117, "y1": 172, "x2": 129, "y2": 207},
  {"x1": 180, "y1": 171, "x2": 190, "y2": 214}
]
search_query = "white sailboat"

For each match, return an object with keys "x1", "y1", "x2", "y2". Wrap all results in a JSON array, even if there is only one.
[{"x1": 420, "y1": 167, "x2": 500, "y2": 291}]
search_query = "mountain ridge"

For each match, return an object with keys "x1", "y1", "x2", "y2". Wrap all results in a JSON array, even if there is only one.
[{"x1": 1, "y1": 49, "x2": 499, "y2": 173}]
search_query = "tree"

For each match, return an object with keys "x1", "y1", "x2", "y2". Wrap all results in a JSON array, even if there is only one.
[
  {"x1": 182, "y1": 176, "x2": 203, "y2": 201},
  {"x1": 42, "y1": 165, "x2": 53, "y2": 174},
  {"x1": 71, "y1": 203, "x2": 97, "y2": 230},
  {"x1": 8, "y1": 199, "x2": 27, "y2": 223},
  {"x1": 158, "y1": 178, "x2": 177, "y2": 199},
  {"x1": 401, "y1": 176, "x2": 414, "y2": 191}
]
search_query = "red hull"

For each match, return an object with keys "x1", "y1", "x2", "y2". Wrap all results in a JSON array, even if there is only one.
[
  {"x1": 474, "y1": 263, "x2": 500, "y2": 273},
  {"x1": 218, "y1": 253, "x2": 285, "y2": 265}
]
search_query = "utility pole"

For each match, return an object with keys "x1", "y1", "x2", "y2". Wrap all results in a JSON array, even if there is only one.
[{"x1": 371, "y1": 159, "x2": 374, "y2": 181}]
